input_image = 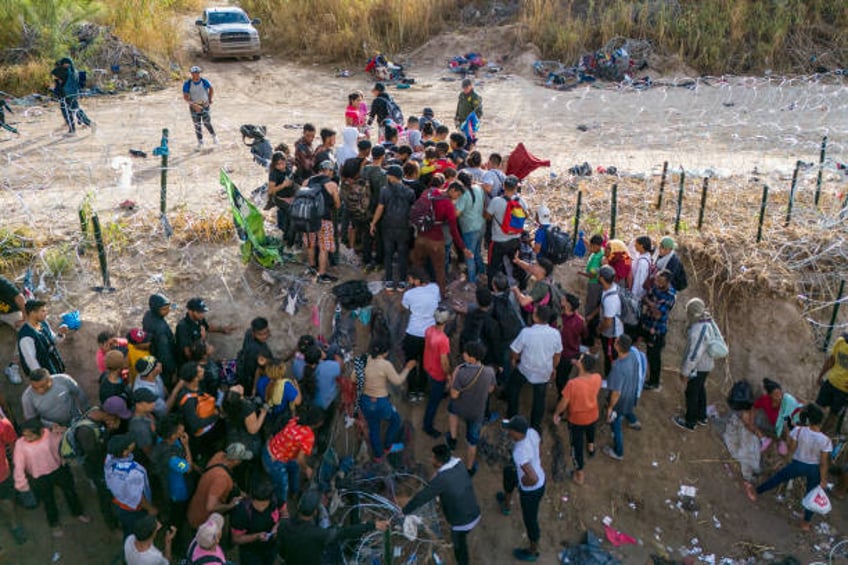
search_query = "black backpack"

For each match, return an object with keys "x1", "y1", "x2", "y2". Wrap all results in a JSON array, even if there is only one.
[
  {"x1": 545, "y1": 226, "x2": 573, "y2": 265},
  {"x1": 491, "y1": 294, "x2": 523, "y2": 344},
  {"x1": 727, "y1": 380, "x2": 754, "y2": 411},
  {"x1": 385, "y1": 95, "x2": 404, "y2": 125},
  {"x1": 331, "y1": 280, "x2": 373, "y2": 310},
  {"x1": 289, "y1": 176, "x2": 327, "y2": 233},
  {"x1": 382, "y1": 183, "x2": 412, "y2": 229}
]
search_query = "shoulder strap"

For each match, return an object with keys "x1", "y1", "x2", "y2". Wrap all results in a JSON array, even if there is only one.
[
  {"x1": 179, "y1": 391, "x2": 197, "y2": 407},
  {"x1": 455, "y1": 365, "x2": 485, "y2": 395},
  {"x1": 690, "y1": 322, "x2": 709, "y2": 362},
  {"x1": 206, "y1": 463, "x2": 234, "y2": 480}
]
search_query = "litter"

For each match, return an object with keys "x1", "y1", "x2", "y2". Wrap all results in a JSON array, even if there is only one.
[
  {"x1": 448, "y1": 52, "x2": 487, "y2": 75},
  {"x1": 604, "y1": 524, "x2": 636, "y2": 547}
]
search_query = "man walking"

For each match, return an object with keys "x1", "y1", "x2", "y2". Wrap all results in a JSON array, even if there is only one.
[
  {"x1": 603, "y1": 335, "x2": 642, "y2": 461},
  {"x1": 51, "y1": 57, "x2": 94, "y2": 135},
  {"x1": 455, "y1": 78, "x2": 483, "y2": 146},
  {"x1": 507, "y1": 305, "x2": 562, "y2": 433},
  {"x1": 403, "y1": 445, "x2": 481, "y2": 565},
  {"x1": 182, "y1": 66, "x2": 218, "y2": 151},
  {"x1": 496, "y1": 415, "x2": 545, "y2": 562}
]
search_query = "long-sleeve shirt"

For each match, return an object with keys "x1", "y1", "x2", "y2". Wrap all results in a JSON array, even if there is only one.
[
  {"x1": 13, "y1": 429, "x2": 62, "y2": 491},
  {"x1": 403, "y1": 457, "x2": 480, "y2": 529},
  {"x1": 363, "y1": 357, "x2": 409, "y2": 398},
  {"x1": 420, "y1": 190, "x2": 466, "y2": 253},
  {"x1": 0, "y1": 418, "x2": 17, "y2": 483},
  {"x1": 680, "y1": 317, "x2": 717, "y2": 377}
]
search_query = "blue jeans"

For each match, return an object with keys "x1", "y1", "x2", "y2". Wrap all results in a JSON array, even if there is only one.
[
  {"x1": 360, "y1": 395, "x2": 401, "y2": 457},
  {"x1": 423, "y1": 377, "x2": 446, "y2": 433},
  {"x1": 262, "y1": 446, "x2": 300, "y2": 504},
  {"x1": 757, "y1": 459, "x2": 821, "y2": 522},
  {"x1": 461, "y1": 230, "x2": 484, "y2": 283},
  {"x1": 610, "y1": 411, "x2": 638, "y2": 457}
]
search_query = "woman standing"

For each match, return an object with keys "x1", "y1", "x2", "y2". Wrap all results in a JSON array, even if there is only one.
[
  {"x1": 745, "y1": 404, "x2": 831, "y2": 531},
  {"x1": 358, "y1": 340, "x2": 416, "y2": 460},
  {"x1": 673, "y1": 298, "x2": 716, "y2": 431},
  {"x1": 553, "y1": 353, "x2": 602, "y2": 485}
]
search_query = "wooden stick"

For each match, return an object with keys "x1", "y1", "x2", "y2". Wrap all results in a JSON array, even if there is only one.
[{"x1": 572, "y1": 190, "x2": 582, "y2": 247}]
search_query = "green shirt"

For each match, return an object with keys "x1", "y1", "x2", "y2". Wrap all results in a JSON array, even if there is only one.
[{"x1": 586, "y1": 251, "x2": 604, "y2": 283}]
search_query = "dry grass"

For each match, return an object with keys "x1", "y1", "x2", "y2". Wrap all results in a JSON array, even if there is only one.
[
  {"x1": 240, "y1": 0, "x2": 456, "y2": 62},
  {"x1": 521, "y1": 0, "x2": 848, "y2": 75}
]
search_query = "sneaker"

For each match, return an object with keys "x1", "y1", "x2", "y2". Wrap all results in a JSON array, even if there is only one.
[
  {"x1": 513, "y1": 548, "x2": 539, "y2": 562},
  {"x1": 385, "y1": 442, "x2": 404, "y2": 454},
  {"x1": 672, "y1": 416, "x2": 695, "y2": 431},
  {"x1": 467, "y1": 462, "x2": 478, "y2": 477},
  {"x1": 317, "y1": 274, "x2": 335, "y2": 284},
  {"x1": 444, "y1": 432, "x2": 457, "y2": 451},
  {"x1": 213, "y1": 135, "x2": 220, "y2": 146},
  {"x1": 697, "y1": 418, "x2": 709, "y2": 427},
  {"x1": 195, "y1": 141, "x2": 203, "y2": 152},
  {"x1": 424, "y1": 428, "x2": 441, "y2": 439},
  {"x1": 495, "y1": 491, "x2": 511, "y2": 515},
  {"x1": 643, "y1": 383, "x2": 662, "y2": 392},
  {"x1": 395, "y1": 281, "x2": 408, "y2": 291},
  {"x1": 603, "y1": 446, "x2": 623, "y2": 461},
  {"x1": 627, "y1": 420, "x2": 642, "y2": 431},
  {"x1": 384, "y1": 281, "x2": 396, "y2": 292},
  {"x1": 4, "y1": 364, "x2": 22, "y2": 385}
]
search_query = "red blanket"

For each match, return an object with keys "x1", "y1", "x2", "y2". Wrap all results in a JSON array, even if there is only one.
[{"x1": 505, "y1": 143, "x2": 550, "y2": 179}]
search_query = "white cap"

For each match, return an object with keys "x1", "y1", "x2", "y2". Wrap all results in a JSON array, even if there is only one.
[
  {"x1": 537, "y1": 205, "x2": 551, "y2": 224},
  {"x1": 190, "y1": 65, "x2": 202, "y2": 73}
]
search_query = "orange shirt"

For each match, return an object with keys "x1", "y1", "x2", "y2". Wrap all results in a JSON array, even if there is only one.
[{"x1": 562, "y1": 373, "x2": 602, "y2": 426}]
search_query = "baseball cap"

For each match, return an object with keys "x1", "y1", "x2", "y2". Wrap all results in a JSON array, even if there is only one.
[
  {"x1": 225, "y1": 442, "x2": 254, "y2": 461},
  {"x1": 461, "y1": 77, "x2": 473, "y2": 88},
  {"x1": 190, "y1": 65, "x2": 201, "y2": 73},
  {"x1": 318, "y1": 160, "x2": 334, "y2": 171},
  {"x1": 103, "y1": 396, "x2": 132, "y2": 420},
  {"x1": 504, "y1": 175, "x2": 519, "y2": 188},
  {"x1": 105, "y1": 350, "x2": 126, "y2": 371},
  {"x1": 660, "y1": 236, "x2": 677, "y2": 250},
  {"x1": 133, "y1": 388, "x2": 158, "y2": 405},
  {"x1": 127, "y1": 328, "x2": 148, "y2": 344},
  {"x1": 505, "y1": 415, "x2": 529, "y2": 434},
  {"x1": 386, "y1": 165, "x2": 404, "y2": 179},
  {"x1": 536, "y1": 205, "x2": 551, "y2": 224},
  {"x1": 196, "y1": 513, "x2": 224, "y2": 549},
  {"x1": 148, "y1": 293, "x2": 172, "y2": 311},
  {"x1": 186, "y1": 297, "x2": 209, "y2": 313},
  {"x1": 135, "y1": 355, "x2": 158, "y2": 378}
]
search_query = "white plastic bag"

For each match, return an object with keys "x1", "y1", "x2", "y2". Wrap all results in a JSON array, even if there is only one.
[{"x1": 801, "y1": 485, "x2": 831, "y2": 515}]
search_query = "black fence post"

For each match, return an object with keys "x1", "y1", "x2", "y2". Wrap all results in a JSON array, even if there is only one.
[
  {"x1": 822, "y1": 279, "x2": 845, "y2": 352},
  {"x1": 674, "y1": 170, "x2": 685, "y2": 235},
  {"x1": 610, "y1": 184, "x2": 618, "y2": 240},
  {"x1": 785, "y1": 160, "x2": 800, "y2": 227},
  {"x1": 756, "y1": 185, "x2": 769, "y2": 243},
  {"x1": 656, "y1": 161, "x2": 668, "y2": 209},
  {"x1": 814, "y1": 136, "x2": 827, "y2": 206},
  {"x1": 697, "y1": 177, "x2": 709, "y2": 230}
]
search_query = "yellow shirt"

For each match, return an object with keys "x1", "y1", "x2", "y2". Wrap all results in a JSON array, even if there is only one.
[{"x1": 827, "y1": 337, "x2": 848, "y2": 393}]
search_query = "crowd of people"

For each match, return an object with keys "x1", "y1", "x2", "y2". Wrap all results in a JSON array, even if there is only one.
[{"x1": 0, "y1": 68, "x2": 843, "y2": 564}]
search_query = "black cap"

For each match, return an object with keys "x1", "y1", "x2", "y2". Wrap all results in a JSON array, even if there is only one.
[
  {"x1": 186, "y1": 297, "x2": 209, "y2": 312},
  {"x1": 133, "y1": 388, "x2": 158, "y2": 404},
  {"x1": 386, "y1": 165, "x2": 404, "y2": 179},
  {"x1": 505, "y1": 415, "x2": 529, "y2": 434},
  {"x1": 148, "y1": 293, "x2": 172, "y2": 310},
  {"x1": 422, "y1": 107, "x2": 434, "y2": 117}
]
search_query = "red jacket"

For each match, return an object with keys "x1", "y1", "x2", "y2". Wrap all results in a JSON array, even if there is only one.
[{"x1": 420, "y1": 190, "x2": 466, "y2": 253}]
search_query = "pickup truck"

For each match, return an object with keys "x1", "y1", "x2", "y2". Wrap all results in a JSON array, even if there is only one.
[{"x1": 196, "y1": 7, "x2": 261, "y2": 60}]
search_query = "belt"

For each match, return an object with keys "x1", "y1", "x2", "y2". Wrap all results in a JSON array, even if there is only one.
[{"x1": 112, "y1": 498, "x2": 141, "y2": 512}]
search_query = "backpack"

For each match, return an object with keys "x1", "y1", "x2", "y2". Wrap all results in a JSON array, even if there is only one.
[
  {"x1": 641, "y1": 257, "x2": 658, "y2": 291},
  {"x1": 409, "y1": 190, "x2": 445, "y2": 235},
  {"x1": 239, "y1": 124, "x2": 267, "y2": 145},
  {"x1": 59, "y1": 410, "x2": 101, "y2": 463},
  {"x1": 705, "y1": 320, "x2": 728, "y2": 358},
  {"x1": 332, "y1": 280, "x2": 373, "y2": 310},
  {"x1": 289, "y1": 177, "x2": 327, "y2": 233},
  {"x1": 545, "y1": 226, "x2": 573, "y2": 265},
  {"x1": 385, "y1": 95, "x2": 404, "y2": 125},
  {"x1": 341, "y1": 177, "x2": 371, "y2": 222},
  {"x1": 491, "y1": 294, "x2": 523, "y2": 343},
  {"x1": 617, "y1": 286, "x2": 641, "y2": 327},
  {"x1": 500, "y1": 196, "x2": 526, "y2": 235},
  {"x1": 382, "y1": 183, "x2": 412, "y2": 229},
  {"x1": 727, "y1": 380, "x2": 753, "y2": 411},
  {"x1": 179, "y1": 391, "x2": 217, "y2": 420}
]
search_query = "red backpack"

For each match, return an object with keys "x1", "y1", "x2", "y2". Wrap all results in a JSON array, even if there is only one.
[
  {"x1": 500, "y1": 196, "x2": 526, "y2": 235},
  {"x1": 409, "y1": 189, "x2": 446, "y2": 235}
]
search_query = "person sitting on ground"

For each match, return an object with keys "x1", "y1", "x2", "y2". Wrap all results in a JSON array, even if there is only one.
[
  {"x1": 403, "y1": 445, "x2": 481, "y2": 565},
  {"x1": 359, "y1": 339, "x2": 416, "y2": 460},
  {"x1": 15, "y1": 418, "x2": 90, "y2": 537},
  {"x1": 496, "y1": 415, "x2": 546, "y2": 562},
  {"x1": 745, "y1": 404, "x2": 832, "y2": 531},
  {"x1": 754, "y1": 378, "x2": 802, "y2": 445},
  {"x1": 21, "y1": 368, "x2": 88, "y2": 428},
  {"x1": 553, "y1": 353, "x2": 602, "y2": 485},
  {"x1": 304, "y1": 161, "x2": 341, "y2": 285},
  {"x1": 124, "y1": 514, "x2": 176, "y2": 565},
  {"x1": 187, "y1": 443, "x2": 253, "y2": 529},
  {"x1": 446, "y1": 341, "x2": 496, "y2": 475},
  {"x1": 603, "y1": 335, "x2": 643, "y2": 461},
  {"x1": 278, "y1": 489, "x2": 388, "y2": 563},
  {"x1": 816, "y1": 331, "x2": 848, "y2": 433}
]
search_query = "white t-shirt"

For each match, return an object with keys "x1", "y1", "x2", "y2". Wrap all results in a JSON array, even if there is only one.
[
  {"x1": 600, "y1": 285, "x2": 624, "y2": 338},
  {"x1": 513, "y1": 428, "x2": 545, "y2": 491},
  {"x1": 510, "y1": 324, "x2": 563, "y2": 383},
  {"x1": 791, "y1": 426, "x2": 832, "y2": 465},
  {"x1": 630, "y1": 253, "x2": 651, "y2": 300},
  {"x1": 124, "y1": 536, "x2": 168, "y2": 565},
  {"x1": 402, "y1": 283, "x2": 440, "y2": 338}
]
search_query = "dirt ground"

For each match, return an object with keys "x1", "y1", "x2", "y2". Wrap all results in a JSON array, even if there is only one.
[{"x1": 0, "y1": 20, "x2": 847, "y2": 565}]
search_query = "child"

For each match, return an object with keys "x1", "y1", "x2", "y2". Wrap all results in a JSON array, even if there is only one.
[
  {"x1": 96, "y1": 330, "x2": 129, "y2": 374},
  {"x1": 126, "y1": 328, "x2": 151, "y2": 385},
  {"x1": 532, "y1": 206, "x2": 552, "y2": 259}
]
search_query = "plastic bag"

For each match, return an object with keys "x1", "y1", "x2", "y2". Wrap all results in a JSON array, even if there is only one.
[{"x1": 801, "y1": 485, "x2": 831, "y2": 515}]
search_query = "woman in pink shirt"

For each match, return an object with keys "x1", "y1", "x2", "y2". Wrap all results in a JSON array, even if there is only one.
[{"x1": 14, "y1": 418, "x2": 90, "y2": 536}]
